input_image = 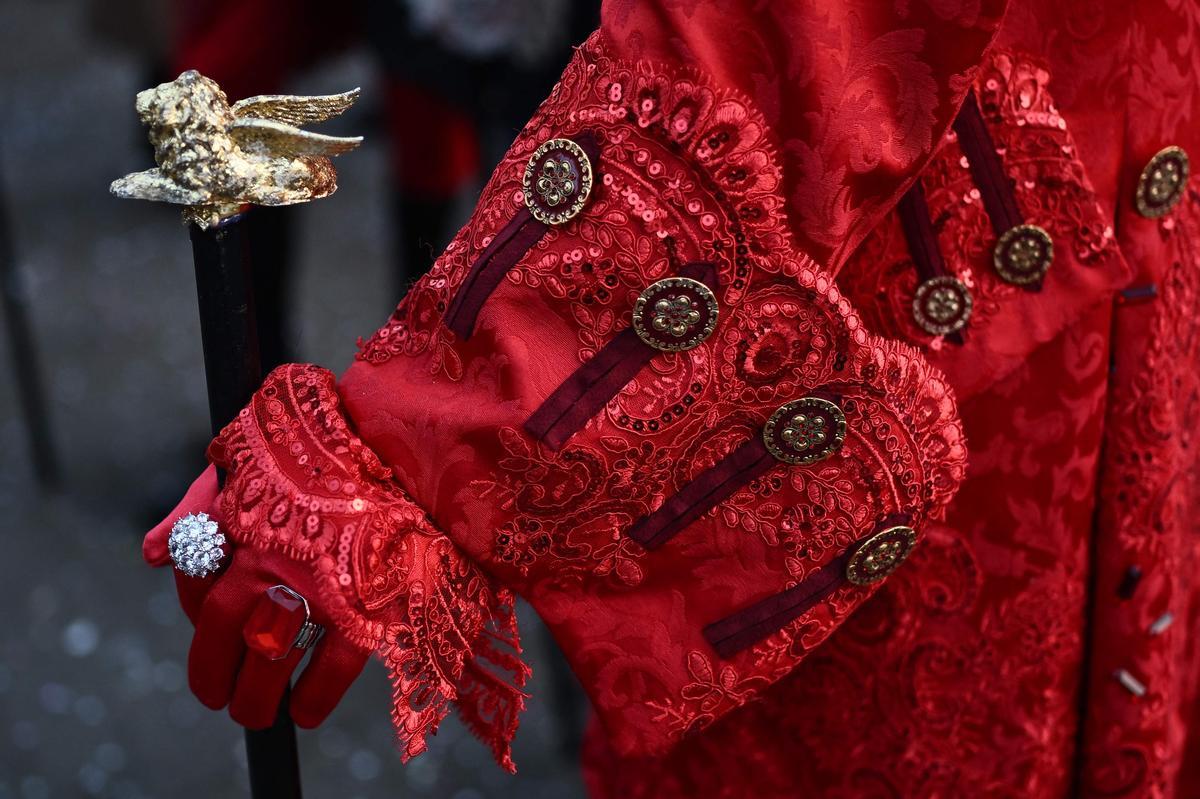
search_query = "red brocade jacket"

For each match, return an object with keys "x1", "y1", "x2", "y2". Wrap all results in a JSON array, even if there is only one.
[{"x1": 192, "y1": 0, "x2": 1200, "y2": 795}]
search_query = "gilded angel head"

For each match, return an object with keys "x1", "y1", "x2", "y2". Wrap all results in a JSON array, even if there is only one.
[{"x1": 111, "y1": 70, "x2": 362, "y2": 227}]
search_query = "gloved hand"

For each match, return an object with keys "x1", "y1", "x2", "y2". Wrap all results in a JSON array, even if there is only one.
[{"x1": 143, "y1": 465, "x2": 369, "y2": 730}]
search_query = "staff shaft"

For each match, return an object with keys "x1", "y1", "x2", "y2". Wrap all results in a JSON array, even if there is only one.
[{"x1": 189, "y1": 212, "x2": 303, "y2": 799}]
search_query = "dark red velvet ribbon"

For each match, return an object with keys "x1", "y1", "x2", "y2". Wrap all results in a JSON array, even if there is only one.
[
  {"x1": 524, "y1": 261, "x2": 718, "y2": 451},
  {"x1": 952, "y1": 92, "x2": 1046, "y2": 291},
  {"x1": 703, "y1": 550, "x2": 852, "y2": 658},
  {"x1": 444, "y1": 131, "x2": 600, "y2": 340},
  {"x1": 897, "y1": 179, "x2": 950, "y2": 285},
  {"x1": 628, "y1": 436, "x2": 776, "y2": 550},
  {"x1": 896, "y1": 179, "x2": 965, "y2": 345},
  {"x1": 702, "y1": 513, "x2": 913, "y2": 658},
  {"x1": 627, "y1": 390, "x2": 843, "y2": 551},
  {"x1": 953, "y1": 92, "x2": 1024, "y2": 236}
]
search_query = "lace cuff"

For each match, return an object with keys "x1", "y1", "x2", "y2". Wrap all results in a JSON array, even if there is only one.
[{"x1": 207, "y1": 364, "x2": 529, "y2": 770}]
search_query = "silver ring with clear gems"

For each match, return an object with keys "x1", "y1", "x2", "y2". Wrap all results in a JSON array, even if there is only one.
[{"x1": 168, "y1": 512, "x2": 226, "y2": 578}]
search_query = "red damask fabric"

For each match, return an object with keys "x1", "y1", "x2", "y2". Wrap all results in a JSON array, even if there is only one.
[
  {"x1": 175, "y1": 0, "x2": 1200, "y2": 796},
  {"x1": 601, "y1": 0, "x2": 1008, "y2": 271},
  {"x1": 584, "y1": 1, "x2": 1200, "y2": 798}
]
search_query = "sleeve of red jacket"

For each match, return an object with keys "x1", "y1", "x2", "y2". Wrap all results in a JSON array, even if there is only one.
[{"x1": 206, "y1": 0, "x2": 1005, "y2": 768}]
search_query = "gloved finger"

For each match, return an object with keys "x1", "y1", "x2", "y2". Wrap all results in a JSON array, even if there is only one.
[
  {"x1": 144, "y1": 464, "x2": 221, "y2": 566},
  {"x1": 289, "y1": 635, "x2": 370, "y2": 728},
  {"x1": 173, "y1": 568, "x2": 213, "y2": 626},
  {"x1": 188, "y1": 566, "x2": 262, "y2": 710},
  {"x1": 229, "y1": 647, "x2": 306, "y2": 730}
]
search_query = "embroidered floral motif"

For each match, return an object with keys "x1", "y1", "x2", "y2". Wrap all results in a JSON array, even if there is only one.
[{"x1": 358, "y1": 32, "x2": 786, "y2": 372}]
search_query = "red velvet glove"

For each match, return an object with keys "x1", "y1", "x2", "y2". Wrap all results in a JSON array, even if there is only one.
[{"x1": 143, "y1": 466, "x2": 369, "y2": 730}]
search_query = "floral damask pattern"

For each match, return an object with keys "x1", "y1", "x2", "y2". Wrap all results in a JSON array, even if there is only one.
[
  {"x1": 601, "y1": 0, "x2": 1008, "y2": 269},
  {"x1": 582, "y1": 0, "x2": 1200, "y2": 794},
  {"x1": 173, "y1": 0, "x2": 1200, "y2": 793}
]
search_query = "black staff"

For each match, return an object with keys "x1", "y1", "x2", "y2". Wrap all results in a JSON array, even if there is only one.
[
  {"x1": 189, "y1": 210, "x2": 303, "y2": 799},
  {"x1": 110, "y1": 69, "x2": 362, "y2": 799}
]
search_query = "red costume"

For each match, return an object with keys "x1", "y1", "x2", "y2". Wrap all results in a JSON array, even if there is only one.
[{"x1": 145, "y1": 0, "x2": 1200, "y2": 795}]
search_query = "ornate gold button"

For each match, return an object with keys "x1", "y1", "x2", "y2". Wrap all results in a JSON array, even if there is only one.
[
  {"x1": 763, "y1": 397, "x2": 847, "y2": 465},
  {"x1": 846, "y1": 525, "x2": 917, "y2": 586},
  {"x1": 912, "y1": 275, "x2": 973, "y2": 336},
  {"x1": 523, "y1": 137, "x2": 594, "y2": 225},
  {"x1": 632, "y1": 277, "x2": 719, "y2": 352},
  {"x1": 993, "y1": 224, "x2": 1053, "y2": 285},
  {"x1": 1136, "y1": 145, "x2": 1189, "y2": 219}
]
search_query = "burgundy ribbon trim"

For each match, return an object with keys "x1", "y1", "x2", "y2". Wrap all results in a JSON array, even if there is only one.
[
  {"x1": 444, "y1": 131, "x2": 601, "y2": 340},
  {"x1": 702, "y1": 513, "x2": 913, "y2": 659},
  {"x1": 952, "y1": 92, "x2": 1024, "y2": 236},
  {"x1": 627, "y1": 390, "x2": 844, "y2": 551},
  {"x1": 524, "y1": 261, "x2": 718, "y2": 451},
  {"x1": 445, "y1": 211, "x2": 541, "y2": 339},
  {"x1": 703, "y1": 551, "x2": 852, "y2": 658},
  {"x1": 897, "y1": 179, "x2": 948, "y2": 284},
  {"x1": 628, "y1": 437, "x2": 777, "y2": 551},
  {"x1": 896, "y1": 179, "x2": 964, "y2": 345}
]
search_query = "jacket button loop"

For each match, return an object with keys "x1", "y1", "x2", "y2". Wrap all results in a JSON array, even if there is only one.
[
  {"x1": 913, "y1": 275, "x2": 973, "y2": 335},
  {"x1": 993, "y1": 224, "x2": 1054, "y2": 285},
  {"x1": 1136, "y1": 145, "x2": 1189, "y2": 219},
  {"x1": 846, "y1": 525, "x2": 918, "y2": 586},
  {"x1": 632, "y1": 277, "x2": 719, "y2": 352},
  {"x1": 762, "y1": 397, "x2": 847, "y2": 465},
  {"x1": 523, "y1": 137, "x2": 594, "y2": 225}
]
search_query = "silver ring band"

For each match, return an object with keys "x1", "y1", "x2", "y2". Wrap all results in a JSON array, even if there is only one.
[{"x1": 267, "y1": 585, "x2": 325, "y2": 659}]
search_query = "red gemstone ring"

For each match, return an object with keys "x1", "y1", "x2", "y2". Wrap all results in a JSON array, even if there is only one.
[{"x1": 244, "y1": 585, "x2": 325, "y2": 661}]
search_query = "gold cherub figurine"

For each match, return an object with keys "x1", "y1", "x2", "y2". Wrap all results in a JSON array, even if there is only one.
[{"x1": 110, "y1": 70, "x2": 362, "y2": 228}]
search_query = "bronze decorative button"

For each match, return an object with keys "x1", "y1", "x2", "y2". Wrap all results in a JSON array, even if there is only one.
[
  {"x1": 846, "y1": 525, "x2": 917, "y2": 586},
  {"x1": 993, "y1": 224, "x2": 1053, "y2": 285},
  {"x1": 912, "y1": 275, "x2": 973, "y2": 336},
  {"x1": 632, "y1": 277, "x2": 719, "y2": 352},
  {"x1": 763, "y1": 397, "x2": 847, "y2": 465},
  {"x1": 523, "y1": 137, "x2": 594, "y2": 225},
  {"x1": 1136, "y1": 146, "x2": 1189, "y2": 219}
]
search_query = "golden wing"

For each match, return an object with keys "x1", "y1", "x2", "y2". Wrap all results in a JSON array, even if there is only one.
[
  {"x1": 230, "y1": 119, "x2": 363, "y2": 158},
  {"x1": 109, "y1": 168, "x2": 210, "y2": 204},
  {"x1": 230, "y1": 89, "x2": 360, "y2": 126}
]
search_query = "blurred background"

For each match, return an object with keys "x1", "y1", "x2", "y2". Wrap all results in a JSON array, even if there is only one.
[{"x1": 0, "y1": 0, "x2": 599, "y2": 796}]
